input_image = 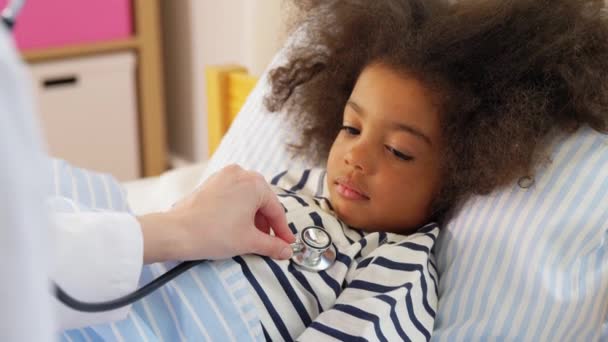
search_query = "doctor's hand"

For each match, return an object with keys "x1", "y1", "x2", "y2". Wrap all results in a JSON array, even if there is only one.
[{"x1": 137, "y1": 165, "x2": 296, "y2": 264}]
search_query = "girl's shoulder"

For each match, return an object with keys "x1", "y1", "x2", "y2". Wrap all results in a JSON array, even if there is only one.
[{"x1": 372, "y1": 222, "x2": 440, "y2": 246}]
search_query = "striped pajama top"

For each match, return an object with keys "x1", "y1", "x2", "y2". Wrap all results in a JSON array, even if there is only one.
[{"x1": 235, "y1": 168, "x2": 439, "y2": 341}]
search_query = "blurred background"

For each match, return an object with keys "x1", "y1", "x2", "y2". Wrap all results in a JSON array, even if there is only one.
[{"x1": 2, "y1": 0, "x2": 291, "y2": 181}]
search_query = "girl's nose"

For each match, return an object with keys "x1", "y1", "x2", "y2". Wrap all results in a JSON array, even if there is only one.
[{"x1": 344, "y1": 142, "x2": 373, "y2": 173}]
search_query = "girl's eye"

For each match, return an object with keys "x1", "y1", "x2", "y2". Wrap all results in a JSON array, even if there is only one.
[
  {"x1": 341, "y1": 125, "x2": 360, "y2": 135},
  {"x1": 385, "y1": 145, "x2": 414, "y2": 161}
]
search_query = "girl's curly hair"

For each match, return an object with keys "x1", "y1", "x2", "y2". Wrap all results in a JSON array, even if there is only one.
[{"x1": 265, "y1": 0, "x2": 608, "y2": 222}]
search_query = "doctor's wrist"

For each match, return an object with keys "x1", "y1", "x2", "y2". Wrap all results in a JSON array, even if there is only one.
[{"x1": 137, "y1": 212, "x2": 187, "y2": 264}]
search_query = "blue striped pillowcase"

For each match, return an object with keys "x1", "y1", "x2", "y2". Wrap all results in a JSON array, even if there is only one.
[{"x1": 432, "y1": 127, "x2": 608, "y2": 341}]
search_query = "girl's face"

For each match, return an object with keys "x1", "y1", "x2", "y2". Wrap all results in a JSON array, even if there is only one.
[{"x1": 327, "y1": 63, "x2": 443, "y2": 233}]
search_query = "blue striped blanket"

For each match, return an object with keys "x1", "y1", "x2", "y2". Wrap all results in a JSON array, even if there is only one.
[{"x1": 50, "y1": 159, "x2": 264, "y2": 342}]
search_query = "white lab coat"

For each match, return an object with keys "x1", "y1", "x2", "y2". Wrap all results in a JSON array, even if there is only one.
[{"x1": 0, "y1": 27, "x2": 143, "y2": 340}]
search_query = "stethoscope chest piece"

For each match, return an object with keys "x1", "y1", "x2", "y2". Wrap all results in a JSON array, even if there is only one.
[{"x1": 290, "y1": 226, "x2": 336, "y2": 272}]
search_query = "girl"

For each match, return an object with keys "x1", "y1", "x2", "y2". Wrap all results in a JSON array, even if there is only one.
[{"x1": 241, "y1": 0, "x2": 607, "y2": 339}]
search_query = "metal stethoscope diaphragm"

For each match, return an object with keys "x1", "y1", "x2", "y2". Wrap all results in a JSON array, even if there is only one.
[{"x1": 290, "y1": 226, "x2": 336, "y2": 272}]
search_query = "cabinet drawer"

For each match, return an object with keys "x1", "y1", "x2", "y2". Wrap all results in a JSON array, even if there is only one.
[{"x1": 29, "y1": 52, "x2": 140, "y2": 181}]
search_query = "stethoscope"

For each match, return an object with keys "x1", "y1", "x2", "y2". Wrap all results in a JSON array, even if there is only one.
[
  {"x1": 2, "y1": 0, "x2": 337, "y2": 313},
  {"x1": 1, "y1": 0, "x2": 24, "y2": 30},
  {"x1": 290, "y1": 226, "x2": 337, "y2": 271},
  {"x1": 55, "y1": 226, "x2": 336, "y2": 312}
]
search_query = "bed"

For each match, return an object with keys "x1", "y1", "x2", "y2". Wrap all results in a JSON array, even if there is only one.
[{"x1": 50, "y1": 20, "x2": 606, "y2": 338}]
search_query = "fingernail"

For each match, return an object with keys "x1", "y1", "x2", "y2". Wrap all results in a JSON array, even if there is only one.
[{"x1": 279, "y1": 246, "x2": 293, "y2": 260}]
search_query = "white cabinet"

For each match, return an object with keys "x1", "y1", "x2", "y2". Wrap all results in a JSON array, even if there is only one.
[{"x1": 29, "y1": 52, "x2": 140, "y2": 181}]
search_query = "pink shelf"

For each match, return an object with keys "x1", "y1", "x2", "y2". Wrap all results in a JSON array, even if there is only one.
[{"x1": 0, "y1": 0, "x2": 132, "y2": 50}]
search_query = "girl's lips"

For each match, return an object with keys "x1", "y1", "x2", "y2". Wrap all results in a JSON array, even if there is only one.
[{"x1": 335, "y1": 180, "x2": 370, "y2": 200}]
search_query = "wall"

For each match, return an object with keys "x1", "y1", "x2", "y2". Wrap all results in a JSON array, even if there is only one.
[{"x1": 162, "y1": 0, "x2": 285, "y2": 164}]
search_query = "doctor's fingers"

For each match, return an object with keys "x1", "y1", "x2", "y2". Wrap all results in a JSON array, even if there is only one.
[
  {"x1": 218, "y1": 165, "x2": 294, "y2": 244},
  {"x1": 254, "y1": 178, "x2": 295, "y2": 244},
  {"x1": 254, "y1": 212, "x2": 271, "y2": 235},
  {"x1": 249, "y1": 229, "x2": 294, "y2": 260}
]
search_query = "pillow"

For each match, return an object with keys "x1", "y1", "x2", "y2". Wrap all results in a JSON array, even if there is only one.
[
  {"x1": 204, "y1": 46, "x2": 608, "y2": 339},
  {"x1": 199, "y1": 29, "x2": 313, "y2": 183},
  {"x1": 199, "y1": 72, "x2": 309, "y2": 182},
  {"x1": 433, "y1": 127, "x2": 608, "y2": 341}
]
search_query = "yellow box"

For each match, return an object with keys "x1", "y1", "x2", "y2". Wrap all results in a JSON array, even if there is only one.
[{"x1": 205, "y1": 65, "x2": 258, "y2": 156}]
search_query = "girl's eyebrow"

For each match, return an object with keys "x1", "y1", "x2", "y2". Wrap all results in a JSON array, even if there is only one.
[{"x1": 346, "y1": 100, "x2": 433, "y2": 146}]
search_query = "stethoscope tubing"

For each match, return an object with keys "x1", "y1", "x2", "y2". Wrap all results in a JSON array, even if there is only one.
[{"x1": 54, "y1": 260, "x2": 204, "y2": 312}]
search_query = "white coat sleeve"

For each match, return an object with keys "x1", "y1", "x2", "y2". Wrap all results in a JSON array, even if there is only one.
[{"x1": 51, "y1": 212, "x2": 144, "y2": 330}]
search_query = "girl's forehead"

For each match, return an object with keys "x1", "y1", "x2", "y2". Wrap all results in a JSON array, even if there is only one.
[{"x1": 349, "y1": 64, "x2": 442, "y2": 142}]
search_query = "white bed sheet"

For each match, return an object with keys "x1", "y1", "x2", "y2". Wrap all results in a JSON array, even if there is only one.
[{"x1": 122, "y1": 162, "x2": 207, "y2": 215}]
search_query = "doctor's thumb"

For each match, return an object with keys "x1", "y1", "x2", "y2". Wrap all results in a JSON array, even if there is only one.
[{"x1": 252, "y1": 232, "x2": 293, "y2": 260}]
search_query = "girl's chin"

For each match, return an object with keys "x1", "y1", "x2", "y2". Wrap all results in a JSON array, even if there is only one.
[{"x1": 333, "y1": 203, "x2": 369, "y2": 229}]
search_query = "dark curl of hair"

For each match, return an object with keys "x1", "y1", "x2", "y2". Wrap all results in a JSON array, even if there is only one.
[{"x1": 265, "y1": 0, "x2": 608, "y2": 222}]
